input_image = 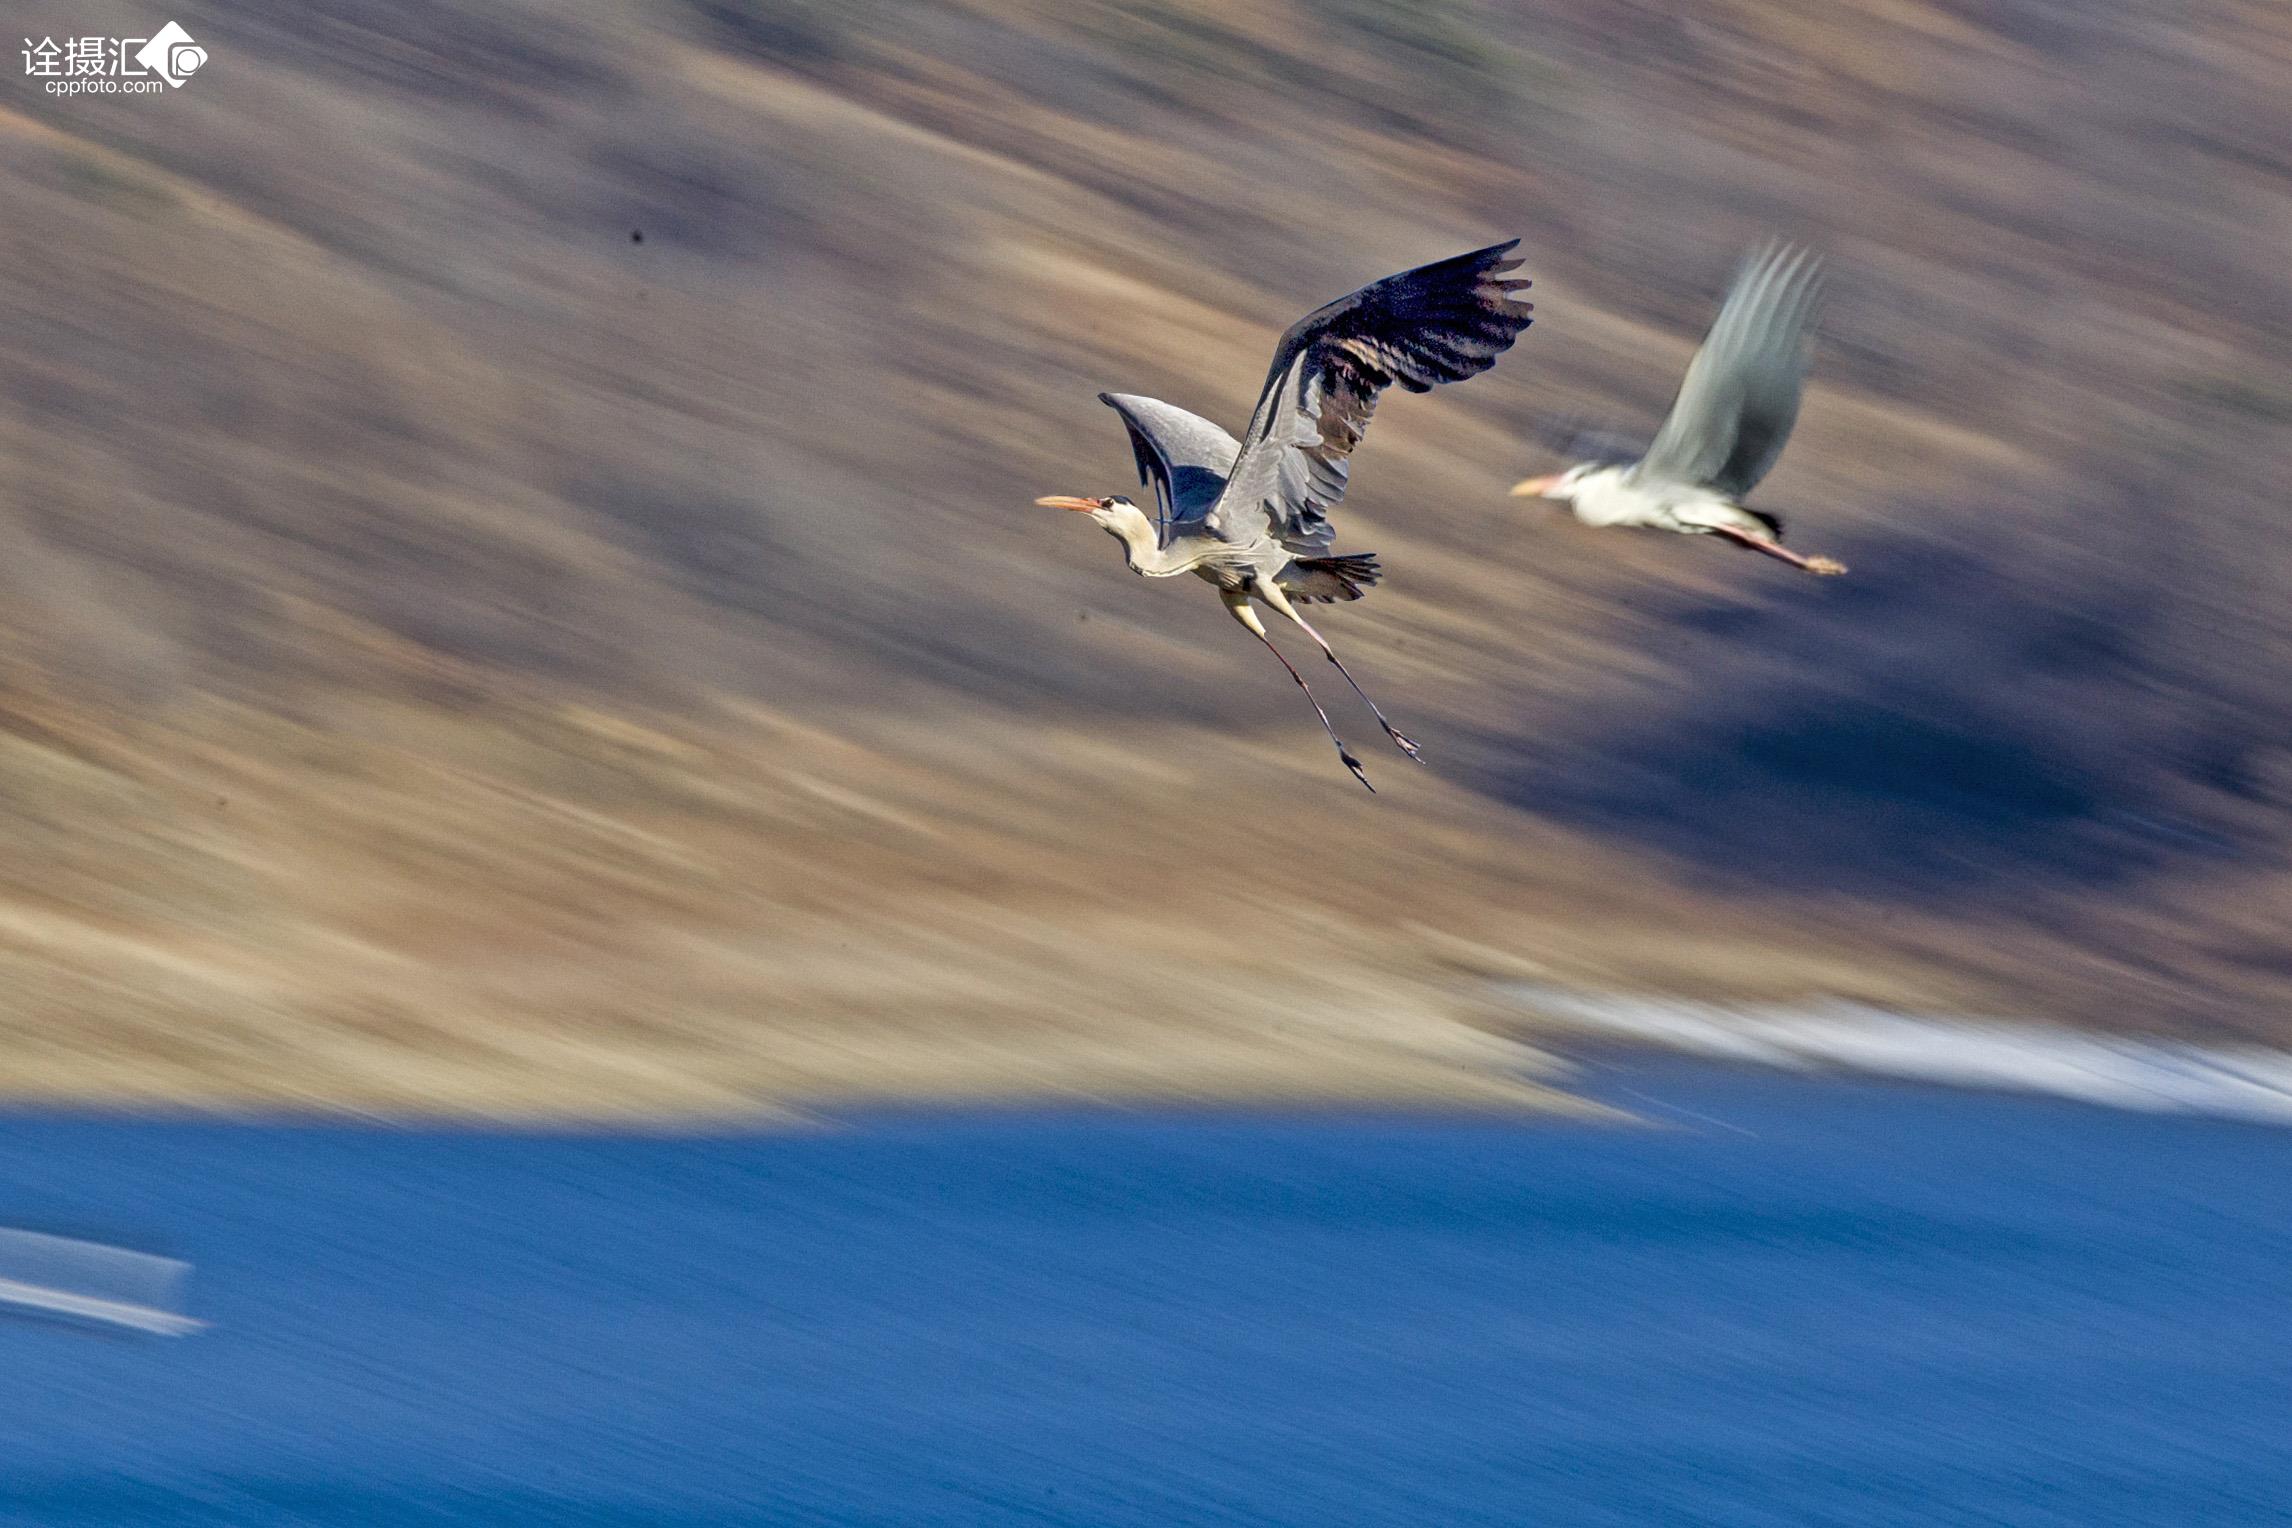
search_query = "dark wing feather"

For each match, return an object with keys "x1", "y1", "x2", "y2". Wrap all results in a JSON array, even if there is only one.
[
  {"x1": 1275, "y1": 552, "x2": 1383, "y2": 603},
  {"x1": 1204, "y1": 242, "x2": 1534, "y2": 553},
  {"x1": 1633, "y1": 242, "x2": 1823, "y2": 499},
  {"x1": 1097, "y1": 392, "x2": 1240, "y2": 534}
]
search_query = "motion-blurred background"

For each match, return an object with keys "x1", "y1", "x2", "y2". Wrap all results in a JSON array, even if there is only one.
[{"x1": 5, "y1": 0, "x2": 2290, "y2": 1116}]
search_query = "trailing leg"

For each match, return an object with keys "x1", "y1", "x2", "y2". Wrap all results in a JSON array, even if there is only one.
[
  {"x1": 1258, "y1": 582, "x2": 1423, "y2": 762},
  {"x1": 1222, "y1": 589, "x2": 1372, "y2": 791}
]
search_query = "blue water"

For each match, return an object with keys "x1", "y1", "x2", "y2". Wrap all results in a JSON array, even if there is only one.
[{"x1": 4, "y1": 1062, "x2": 2290, "y2": 1526}]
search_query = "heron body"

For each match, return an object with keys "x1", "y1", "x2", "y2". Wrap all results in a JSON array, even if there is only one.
[
  {"x1": 1065, "y1": 412, "x2": 1383, "y2": 598},
  {"x1": 1543, "y1": 464, "x2": 1781, "y2": 540},
  {"x1": 1043, "y1": 241, "x2": 1535, "y2": 791},
  {"x1": 1512, "y1": 243, "x2": 1845, "y2": 576}
]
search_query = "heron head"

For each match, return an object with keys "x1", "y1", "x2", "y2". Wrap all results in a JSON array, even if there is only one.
[
  {"x1": 1508, "y1": 463, "x2": 1597, "y2": 503},
  {"x1": 1037, "y1": 493, "x2": 1152, "y2": 539}
]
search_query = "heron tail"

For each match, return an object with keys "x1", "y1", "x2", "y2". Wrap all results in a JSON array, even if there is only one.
[{"x1": 1278, "y1": 552, "x2": 1383, "y2": 603}]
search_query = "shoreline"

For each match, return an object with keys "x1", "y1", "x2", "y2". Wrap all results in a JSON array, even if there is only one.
[{"x1": 12, "y1": 982, "x2": 2292, "y2": 1128}]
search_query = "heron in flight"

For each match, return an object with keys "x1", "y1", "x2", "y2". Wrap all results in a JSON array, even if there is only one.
[
  {"x1": 1510, "y1": 243, "x2": 1845, "y2": 576},
  {"x1": 1039, "y1": 241, "x2": 1534, "y2": 791}
]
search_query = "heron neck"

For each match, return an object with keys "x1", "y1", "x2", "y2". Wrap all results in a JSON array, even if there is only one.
[{"x1": 1109, "y1": 515, "x2": 1182, "y2": 575}]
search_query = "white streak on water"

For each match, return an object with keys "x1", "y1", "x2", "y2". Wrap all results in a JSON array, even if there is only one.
[
  {"x1": 0, "y1": 1228, "x2": 204, "y2": 1335},
  {"x1": 1508, "y1": 985, "x2": 2292, "y2": 1125}
]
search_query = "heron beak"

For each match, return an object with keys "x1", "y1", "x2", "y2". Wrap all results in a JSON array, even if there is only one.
[
  {"x1": 1509, "y1": 474, "x2": 1563, "y2": 499},
  {"x1": 1035, "y1": 495, "x2": 1105, "y2": 513}
]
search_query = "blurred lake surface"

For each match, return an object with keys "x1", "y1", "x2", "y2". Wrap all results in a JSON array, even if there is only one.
[{"x1": 5, "y1": 1063, "x2": 2290, "y2": 1526}]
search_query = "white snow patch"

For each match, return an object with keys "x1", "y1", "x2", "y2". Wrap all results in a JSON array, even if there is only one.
[{"x1": 1508, "y1": 986, "x2": 2292, "y2": 1125}]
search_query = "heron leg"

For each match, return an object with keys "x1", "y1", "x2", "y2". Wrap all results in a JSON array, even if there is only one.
[
  {"x1": 1711, "y1": 526, "x2": 1847, "y2": 576},
  {"x1": 1256, "y1": 584, "x2": 1423, "y2": 763},
  {"x1": 1222, "y1": 590, "x2": 1372, "y2": 792}
]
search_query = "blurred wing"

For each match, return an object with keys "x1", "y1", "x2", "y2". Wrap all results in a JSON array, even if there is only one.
[
  {"x1": 1633, "y1": 243, "x2": 1823, "y2": 499},
  {"x1": 1207, "y1": 242, "x2": 1534, "y2": 553},
  {"x1": 1098, "y1": 392, "x2": 1239, "y2": 534},
  {"x1": 1536, "y1": 410, "x2": 1646, "y2": 469}
]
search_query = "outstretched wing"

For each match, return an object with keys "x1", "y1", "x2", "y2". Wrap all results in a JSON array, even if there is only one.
[
  {"x1": 1097, "y1": 392, "x2": 1240, "y2": 535},
  {"x1": 1203, "y1": 241, "x2": 1534, "y2": 554},
  {"x1": 1633, "y1": 242, "x2": 1823, "y2": 500}
]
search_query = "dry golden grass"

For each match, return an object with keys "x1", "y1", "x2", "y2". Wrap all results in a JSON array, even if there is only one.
[{"x1": 2, "y1": 0, "x2": 2290, "y2": 1116}]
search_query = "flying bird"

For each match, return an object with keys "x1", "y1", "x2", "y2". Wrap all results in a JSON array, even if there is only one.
[
  {"x1": 1510, "y1": 242, "x2": 1844, "y2": 575},
  {"x1": 1040, "y1": 242, "x2": 1534, "y2": 791}
]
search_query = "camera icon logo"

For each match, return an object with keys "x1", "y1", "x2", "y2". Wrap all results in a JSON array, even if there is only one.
[{"x1": 133, "y1": 21, "x2": 205, "y2": 87}]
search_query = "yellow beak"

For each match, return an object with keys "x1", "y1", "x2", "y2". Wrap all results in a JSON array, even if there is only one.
[
  {"x1": 1509, "y1": 474, "x2": 1563, "y2": 498},
  {"x1": 1035, "y1": 495, "x2": 1106, "y2": 513}
]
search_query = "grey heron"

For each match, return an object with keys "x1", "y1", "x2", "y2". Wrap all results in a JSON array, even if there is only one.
[
  {"x1": 1510, "y1": 243, "x2": 1845, "y2": 576},
  {"x1": 1040, "y1": 241, "x2": 1534, "y2": 792}
]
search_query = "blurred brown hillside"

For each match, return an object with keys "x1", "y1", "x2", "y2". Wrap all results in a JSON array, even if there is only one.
[{"x1": 2, "y1": 0, "x2": 2290, "y2": 1114}]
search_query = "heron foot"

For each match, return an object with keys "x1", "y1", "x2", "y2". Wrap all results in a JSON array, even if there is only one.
[
  {"x1": 1339, "y1": 746, "x2": 1375, "y2": 793},
  {"x1": 1383, "y1": 724, "x2": 1424, "y2": 762},
  {"x1": 1806, "y1": 556, "x2": 1848, "y2": 576}
]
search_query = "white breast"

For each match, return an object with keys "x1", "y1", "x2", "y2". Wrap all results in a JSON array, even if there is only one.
[{"x1": 1568, "y1": 471, "x2": 1672, "y2": 529}]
